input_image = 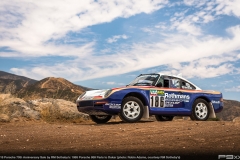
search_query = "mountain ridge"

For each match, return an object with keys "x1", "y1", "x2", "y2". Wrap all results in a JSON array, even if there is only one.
[{"x1": 0, "y1": 71, "x2": 89, "y2": 102}]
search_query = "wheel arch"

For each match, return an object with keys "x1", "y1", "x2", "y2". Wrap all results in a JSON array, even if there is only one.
[
  {"x1": 193, "y1": 96, "x2": 211, "y2": 103},
  {"x1": 123, "y1": 92, "x2": 148, "y2": 106},
  {"x1": 192, "y1": 96, "x2": 216, "y2": 119},
  {"x1": 122, "y1": 92, "x2": 149, "y2": 118}
]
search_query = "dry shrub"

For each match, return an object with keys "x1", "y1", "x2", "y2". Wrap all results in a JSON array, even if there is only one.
[{"x1": 39, "y1": 101, "x2": 89, "y2": 123}]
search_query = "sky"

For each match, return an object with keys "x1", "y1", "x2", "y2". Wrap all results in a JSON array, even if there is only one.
[{"x1": 0, "y1": 0, "x2": 240, "y2": 101}]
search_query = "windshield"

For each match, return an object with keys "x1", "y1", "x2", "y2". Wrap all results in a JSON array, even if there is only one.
[{"x1": 128, "y1": 74, "x2": 160, "y2": 86}]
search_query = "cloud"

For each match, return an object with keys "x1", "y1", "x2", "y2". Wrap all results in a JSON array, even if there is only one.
[
  {"x1": 3, "y1": 0, "x2": 240, "y2": 82},
  {"x1": 171, "y1": 21, "x2": 202, "y2": 36},
  {"x1": 161, "y1": 52, "x2": 240, "y2": 79},
  {"x1": 0, "y1": 0, "x2": 166, "y2": 57},
  {"x1": 225, "y1": 86, "x2": 240, "y2": 92},
  {"x1": 106, "y1": 34, "x2": 128, "y2": 43},
  {"x1": 216, "y1": 0, "x2": 240, "y2": 17},
  {"x1": 106, "y1": 82, "x2": 116, "y2": 85},
  {"x1": 10, "y1": 25, "x2": 240, "y2": 81}
]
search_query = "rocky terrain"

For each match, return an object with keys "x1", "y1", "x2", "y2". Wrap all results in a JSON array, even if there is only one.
[{"x1": 0, "y1": 94, "x2": 88, "y2": 123}]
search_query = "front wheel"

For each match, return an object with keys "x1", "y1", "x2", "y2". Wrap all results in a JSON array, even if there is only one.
[
  {"x1": 119, "y1": 96, "x2": 144, "y2": 123},
  {"x1": 89, "y1": 115, "x2": 112, "y2": 124},
  {"x1": 190, "y1": 99, "x2": 210, "y2": 121},
  {"x1": 155, "y1": 115, "x2": 174, "y2": 121}
]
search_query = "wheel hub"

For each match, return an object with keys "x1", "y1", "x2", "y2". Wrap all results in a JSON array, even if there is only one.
[
  {"x1": 123, "y1": 101, "x2": 140, "y2": 119},
  {"x1": 195, "y1": 102, "x2": 208, "y2": 119}
]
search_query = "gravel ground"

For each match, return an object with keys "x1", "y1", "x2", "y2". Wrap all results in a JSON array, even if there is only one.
[{"x1": 0, "y1": 119, "x2": 240, "y2": 160}]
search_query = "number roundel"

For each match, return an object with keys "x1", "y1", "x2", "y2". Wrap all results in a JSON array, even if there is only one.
[{"x1": 150, "y1": 95, "x2": 165, "y2": 107}]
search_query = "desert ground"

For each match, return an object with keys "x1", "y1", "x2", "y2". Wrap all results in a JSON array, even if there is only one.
[{"x1": 0, "y1": 118, "x2": 240, "y2": 160}]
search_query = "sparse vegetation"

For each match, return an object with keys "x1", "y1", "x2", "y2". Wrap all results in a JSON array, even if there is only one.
[{"x1": 0, "y1": 94, "x2": 89, "y2": 123}]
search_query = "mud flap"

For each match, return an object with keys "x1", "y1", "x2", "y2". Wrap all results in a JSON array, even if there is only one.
[
  {"x1": 142, "y1": 105, "x2": 149, "y2": 119},
  {"x1": 209, "y1": 102, "x2": 216, "y2": 118}
]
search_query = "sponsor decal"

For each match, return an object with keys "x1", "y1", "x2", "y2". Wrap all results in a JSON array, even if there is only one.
[
  {"x1": 164, "y1": 92, "x2": 190, "y2": 107},
  {"x1": 164, "y1": 101, "x2": 181, "y2": 107},
  {"x1": 157, "y1": 90, "x2": 164, "y2": 96},
  {"x1": 150, "y1": 89, "x2": 157, "y2": 95},
  {"x1": 150, "y1": 91, "x2": 191, "y2": 108},
  {"x1": 212, "y1": 100, "x2": 220, "y2": 104},
  {"x1": 165, "y1": 93, "x2": 190, "y2": 100},
  {"x1": 109, "y1": 103, "x2": 121, "y2": 109}
]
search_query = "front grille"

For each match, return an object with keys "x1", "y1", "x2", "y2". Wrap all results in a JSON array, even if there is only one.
[{"x1": 79, "y1": 101, "x2": 93, "y2": 107}]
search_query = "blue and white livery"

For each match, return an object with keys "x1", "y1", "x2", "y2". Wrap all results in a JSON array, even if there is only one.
[{"x1": 76, "y1": 73, "x2": 223, "y2": 123}]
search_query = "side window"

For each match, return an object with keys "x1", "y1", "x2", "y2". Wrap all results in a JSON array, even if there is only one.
[
  {"x1": 164, "y1": 76, "x2": 181, "y2": 88},
  {"x1": 181, "y1": 81, "x2": 196, "y2": 90},
  {"x1": 164, "y1": 79, "x2": 169, "y2": 88},
  {"x1": 170, "y1": 78, "x2": 181, "y2": 89},
  {"x1": 156, "y1": 76, "x2": 164, "y2": 87}
]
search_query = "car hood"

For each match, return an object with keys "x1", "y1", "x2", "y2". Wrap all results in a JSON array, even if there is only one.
[{"x1": 79, "y1": 89, "x2": 109, "y2": 100}]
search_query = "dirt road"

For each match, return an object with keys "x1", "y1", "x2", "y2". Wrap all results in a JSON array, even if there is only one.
[{"x1": 0, "y1": 119, "x2": 239, "y2": 160}]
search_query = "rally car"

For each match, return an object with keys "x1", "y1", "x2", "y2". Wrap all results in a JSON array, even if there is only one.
[{"x1": 76, "y1": 73, "x2": 223, "y2": 123}]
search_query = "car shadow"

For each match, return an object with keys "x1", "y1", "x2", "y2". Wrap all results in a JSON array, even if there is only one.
[{"x1": 74, "y1": 120, "x2": 156, "y2": 126}]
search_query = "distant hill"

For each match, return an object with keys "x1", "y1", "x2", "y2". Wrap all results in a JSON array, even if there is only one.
[
  {"x1": 0, "y1": 71, "x2": 37, "y2": 94},
  {"x1": 16, "y1": 77, "x2": 86, "y2": 102},
  {"x1": 216, "y1": 99, "x2": 240, "y2": 121},
  {"x1": 0, "y1": 70, "x2": 91, "y2": 102}
]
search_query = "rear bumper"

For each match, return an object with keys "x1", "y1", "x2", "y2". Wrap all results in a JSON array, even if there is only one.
[
  {"x1": 214, "y1": 105, "x2": 223, "y2": 113},
  {"x1": 213, "y1": 101, "x2": 223, "y2": 113}
]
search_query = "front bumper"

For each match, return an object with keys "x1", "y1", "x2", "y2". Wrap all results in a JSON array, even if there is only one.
[
  {"x1": 77, "y1": 106, "x2": 110, "y2": 115},
  {"x1": 76, "y1": 99, "x2": 111, "y2": 115}
]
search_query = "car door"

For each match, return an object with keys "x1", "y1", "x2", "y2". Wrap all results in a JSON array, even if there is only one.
[
  {"x1": 163, "y1": 76, "x2": 186, "y2": 109},
  {"x1": 177, "y1": 79, "x2": 196, "y2": 113},
  {"x1": 149, "y1": 76, "x2": 181, "y2": 114}
]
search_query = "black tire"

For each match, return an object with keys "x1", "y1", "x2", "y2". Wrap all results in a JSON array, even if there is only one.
[
  {"x1": 119, "y1": 96, "x2": 144, "y2": 123},
  {"x1": 89, "y1": 115, "x2": 112, "y2": 124},
  {"x1": 190, "y1": 99, "x2": 210, "y2": 121},
  {"x1": 155, "y1": 115, "x2": 174, "y2": 121}
]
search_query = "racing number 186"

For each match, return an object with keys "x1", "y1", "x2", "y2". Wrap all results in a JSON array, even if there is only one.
[{"x1": 150, "y1": 96, "x2": 164, "y2": 107}]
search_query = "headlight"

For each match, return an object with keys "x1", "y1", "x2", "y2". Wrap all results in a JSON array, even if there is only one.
[
  {"x1": 104, "y1": 89, "x2": 112, "y2": 98},
  {"x1": 77, "y1": 92, "x2": 86, "y2": 100}
]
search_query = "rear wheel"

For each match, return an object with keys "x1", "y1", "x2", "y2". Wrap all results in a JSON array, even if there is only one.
[
  {"x1": 119, "y1": 96, "x2": 144, "y2": 123},
  {"x1": 155, "y1": 115, "x2": 174, "y2": 121},
  {"x1": 190, "y1": 99, "x2": 209, "y2": 121},
  {"x1": 89, "y1": 115, "x2": 112, "y2": 124}
]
